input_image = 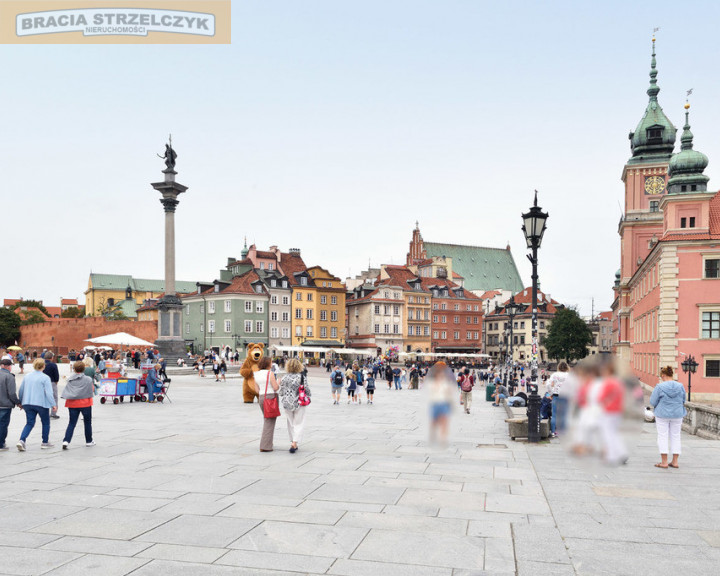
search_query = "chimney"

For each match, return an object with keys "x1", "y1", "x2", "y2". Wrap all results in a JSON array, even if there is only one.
[{"x1": 289, "y1": 248, "x2": 301, "y2": 256}]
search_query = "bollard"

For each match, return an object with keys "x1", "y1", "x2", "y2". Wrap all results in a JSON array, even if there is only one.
[{"x1": 527, "y1": 383, "x2": 541, "y2": 443}]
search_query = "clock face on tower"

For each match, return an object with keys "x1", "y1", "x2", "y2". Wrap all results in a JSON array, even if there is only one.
[{"x1": 644, "y1": 175, "x2": 666, "y2": 195}]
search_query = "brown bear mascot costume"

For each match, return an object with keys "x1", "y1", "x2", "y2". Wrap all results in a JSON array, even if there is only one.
[{"x1": 240, "y1": 343, "x2": 265, "y2": 403}]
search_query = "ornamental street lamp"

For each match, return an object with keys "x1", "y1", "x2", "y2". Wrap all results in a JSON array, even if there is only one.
[
  {"x1": 522, "y1": 190, "x2": 549, "y2": 443},
  {"x1": 681, "y1": 355, "x2": 698, "y2": 402}
]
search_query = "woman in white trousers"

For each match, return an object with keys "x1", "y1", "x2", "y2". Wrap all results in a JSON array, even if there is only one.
[
  {"x1": 649, "y1": 366, "x2": 687, "y2": 469},
  {"x1": 279, "y1": 358, "x2": 311, "y2": 454}
]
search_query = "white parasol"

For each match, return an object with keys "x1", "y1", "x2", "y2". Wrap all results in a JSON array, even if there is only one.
[{"x1": 85, "y1": 332, "x2": 156, "y2": 347}]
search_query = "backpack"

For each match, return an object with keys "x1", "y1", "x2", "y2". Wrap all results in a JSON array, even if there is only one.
[
  {"x1": 460, "y1": 376, "x2": 474, "y2": 392},
  {"x1": 333, "y1": 371, "x2": 343, "y2": 385}
]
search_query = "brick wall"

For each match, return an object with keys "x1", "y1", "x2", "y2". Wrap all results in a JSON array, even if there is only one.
[{"x1": 20, "y1": 318, "x2": 157, "y2": 356}]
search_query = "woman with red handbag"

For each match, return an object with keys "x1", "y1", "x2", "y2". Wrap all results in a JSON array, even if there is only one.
[
  {"x1": 254, "y1": 357, "x2": 280, "y2": 452},
  {"x1": 279, "y1": 358, "x2": 311, "y2": 453}
]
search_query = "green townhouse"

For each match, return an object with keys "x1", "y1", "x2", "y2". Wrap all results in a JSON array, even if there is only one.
[{"x1": 181, "y1": 269, "x2": 269, "y2": 354}]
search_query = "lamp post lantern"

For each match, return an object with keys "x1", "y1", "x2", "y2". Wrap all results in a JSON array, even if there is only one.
[
  {"x1": 681, "y1": 355, "x2": 698, "y2": 402},
  {"x1": 522, "y1": 190, "x2": 549, "y2": 443}
]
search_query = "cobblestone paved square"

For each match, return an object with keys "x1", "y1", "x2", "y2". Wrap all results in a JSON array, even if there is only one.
[{"x1": 1, "y1": 366, "x2": 718, "y2": 575}]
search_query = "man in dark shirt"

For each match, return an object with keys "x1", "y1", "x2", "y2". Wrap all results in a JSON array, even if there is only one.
[
  {"x1": 43, "y1": 351, "x2": 61, "y2": 419},
  {"x1": 0, "y1": 359, "x2": 20, "y2": 450}
]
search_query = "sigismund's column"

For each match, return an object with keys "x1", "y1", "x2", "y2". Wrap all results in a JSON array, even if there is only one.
[{"x1": 151, "y1": 138, "x2": 188, "y2": 362}]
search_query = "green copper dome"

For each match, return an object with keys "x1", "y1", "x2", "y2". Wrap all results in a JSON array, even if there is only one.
[
  {"x1": 667, "y1": 105, "x2": 710, "y2": 194},
  {"x1": 628, "y1": 40, "x2": 677, "y2": 164}
]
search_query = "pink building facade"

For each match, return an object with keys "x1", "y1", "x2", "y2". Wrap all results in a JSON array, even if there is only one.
[{"x1": 613, "y1": 38, "x2": 720, "y2": 400}]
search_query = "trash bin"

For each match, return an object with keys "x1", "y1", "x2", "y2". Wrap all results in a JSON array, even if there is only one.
[{"x1": 486, "y1": 384, "x2": 495, "y2": 402}]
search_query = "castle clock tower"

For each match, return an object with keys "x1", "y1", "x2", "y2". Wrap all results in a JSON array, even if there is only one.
[{"x1": 616, "y1": 37, "x2": 677, "y2": 363}]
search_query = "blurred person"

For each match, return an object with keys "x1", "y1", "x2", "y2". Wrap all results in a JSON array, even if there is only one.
[
  {"x1": 546, "y1": 361, "x2": 570, "y2": 437},
  {"x1": 354, "y1": 363, "x2": 365, "y2": 404},
  {"x1": 393, "y1": 365, "x2": 402, "y2": 390},
  {"x1": 279, "y1": 358, "x2": 311, "y2": 453},
  {"x1": 61, "y1": 361, "x2": 95, "y2": 449},
  {"x1": 598, "y1": 361, "x2": 628, "y2": 465},
  {"x1": 492, "y1": 381, "x2": 508, "y2": 406},
  {"x1": 220, "y1": 359, "x2": 227, "y2": 382},
  {"x1": 16, "y1": 359, "x2": 57, "y2": 451},
  {"x1": 43, "y1": 352, "x2": 60, "y2": 420},
  {"x1": 346, "y1": 366, "x2": 357, "y2": 404},
  {"x1": 386, "y1": 365, "x2": 394, "y2": 389},
  {"x1": 427, "y1": 362, "x2": 455, "y2": 445},
  {"x1": 0, "y1": 358, "x2": 20, "y2": 450},
  {"x1": 409, "y1": 364, "x2": 419, "y2": 389},
  {"x1": 16, "y1": 350, "x2": 25, "y2": 374},
  {"x1": 571, "y1": 361, "x2": 603, "y2": 457},
  {"x1": 330, "y1": 365, "x2": 344, "y2": 404},
  {"x1": 255, "y1": 356, "x2": 279, "y2": 452},
  {"x1": 650, "y1": 366, "x2": 686, "y2": 469}
]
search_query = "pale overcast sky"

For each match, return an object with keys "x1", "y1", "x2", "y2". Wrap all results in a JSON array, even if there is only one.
[{"x1": 3, "y1": 0, "x2": 720, "y2": 315}]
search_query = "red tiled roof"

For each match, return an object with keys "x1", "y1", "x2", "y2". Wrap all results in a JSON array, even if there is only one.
[
  {"x1": 255, "y1": 250, "x2": 276, "y2": 259},
  {"x1": 3, "y1": 299, "x2": 20, "y2": 307},
  {"x1": 452, "y1": 271, "x2": 463, "y2": 279},
  {"x1": 710, "y1": 191, "x2": 720, "y2": 235},
  {"x1": 487, "y1": 287, "x2": 560, "y2": 316},
  {"x1": 61, "y1": 299, "x2": 78, "y2": 305},
  {"x1": 379, "y1": 265, "x2": 420, "y2": 288},
  {"x1": 45, "y1": 306, "x2": 62, "y2": 317},
  {"x1": 479, "y1": 290, "x2": 502, "y2": 299},
  {"x1": 279, "y1": 252, "x2": 309, "y2": 286},
  {"x1": 597, "y1": 311, "x2": 613, "y2": 321},
  {"x1": 419, "y1": 277, "x2": 481, "y2": 300},
  {"x1": 217, "y1": 270, "x2": 266, "y2": 295}
]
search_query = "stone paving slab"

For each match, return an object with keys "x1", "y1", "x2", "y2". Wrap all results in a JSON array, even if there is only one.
[{"x1": 2, "y1": 366, "x2": 720, "y2": 574}]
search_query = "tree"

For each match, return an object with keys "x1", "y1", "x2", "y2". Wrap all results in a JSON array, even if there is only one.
[
  {"x1": 61, "y1": 307, "x2": 84, "y2": 318},
  {"x1": 0, "y1": 308, "x2": 22, "y2": 347},
  {"x1": 10, "y1": 300, "x2": 50, "y2": 317},
  {"x1": 544, "y1": 307, "x2": 592, "y2": 362},
  {"x1": 19, "y1": 309, "x2": 47, "y2": 325}
]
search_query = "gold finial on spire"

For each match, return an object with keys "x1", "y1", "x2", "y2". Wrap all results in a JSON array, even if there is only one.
[
  {"x1": 685, "y1": 88, "x2": 693, "y2": 109},
  {"x1": 652, "y1": 26, "x2": 660, "y2": 42}
]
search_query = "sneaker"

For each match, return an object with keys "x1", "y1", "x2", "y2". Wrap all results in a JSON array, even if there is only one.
[
  {"x1": 50, "y1": 414, "x2": 60, "y2": 420},
  {"x1": 62, "y1": 441, "x2": 69, "y2": 450},
  {"x1": 41, "y1": 443, "x2": 54, "y2": 449},
  {"x1": 16, "y1": 440, "x2": 26, "y2": 451},
  {"x1": 86, "y1": 441, "x2": 96, "y2": 447},
  {"x1": 0, "y1": 445, "x2": 9, "y2": 451}
]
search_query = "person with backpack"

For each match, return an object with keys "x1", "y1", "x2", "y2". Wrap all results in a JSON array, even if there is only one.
[
  {"x1": 459, "y1": 367, "x2": 474, "y2": 414},
  {"x1": 354, "y1": 363, "x2": 365, "y2": 404},
  {"x1": 345, "y1": 365, "x2": 357, "y2": 403},
  {"x1": 16, "y1": 351, "x2": 25, "y2": 374},
  {"x1": 365, "y1": 370, "x2": 376, "y2": 404},
  {"x1": 330, "y1": 365, "x2": 344, "y2": 405}
]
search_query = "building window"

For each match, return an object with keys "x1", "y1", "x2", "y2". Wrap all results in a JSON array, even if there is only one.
[
  {"x1": 408, "y1": 326, "x2": 414, "y2": 336},
  {"x1": 271, "y1": 311, "x2": 278, "y2": 321},
  {"x1": 224, "y1": 300, "x2": 231, "y2": 312},
  {"x1": 207, "y1": 301, "x2": 215, "y2": 314},
  {"x1": 706, "y1": 359, "x2": 720, "y2": 378},
  {"x1": 185, "y1": 322, "x2": 190, "y2": 334},
  {"x1": 320, "y1": 310, "x2": 327, "y2": 321},
  {"x1": 441, "y1": 303, "x2": 447, "y2": 310},
  {"x1": 650, "y1": 200, "x2": 659, "y2": 212},
  {"x1": 306, "y1": 326, "x2": 313, "y2": 337},
  {"x1": 705, "y1": 258, "x2": 720, "y2": 279},
  {"x1": 296, "y1": 292, "x2": 302, "y2": 301},
  {"x1": 270, "y1": 295, "x2": 278, "y2": 305},
  {"x1": 681, "y1": 217, "x2": 687, "y2": 228},
  {"x1": 282, "y1": 328, "x2": 290, "y2": 338},
  {"x1": 224, "y1": 320, "x2": 231, "y2": 333},
  {"x1": 384, "y1": 324, "x2": 390, "y2": 334},
  {"x1": 320, "y1": 295, "x2": 327, "y2": 304},
  {"x1": 295, "y1": 326, "x2": 302, "y2": 337},
  {"x1": 374, "y1": 304, "x2": 380, "y2": 314},
  {"x1": 690, "y1": 217, "x2": 696, "y2": 228},
  {"x1": 433, "y1": 315, "x2": 439, "y2": 323},
  {"x1": 454, "y1": 304, "x2": 459, "y2": 311},
  {"x1": 282, "y1": 280, "x2": 288, "y2": 288},
  {"x1": 270, "y1": 279, "x2": 277, "y2": 288},
  {"x1": 256, "y1": 321, "x2": 264, "y2": 333},
  {"x1": 306, "y1": 309, "x2": 313, "y2": 320},
  {"x1": 331, "y1": 296, "x2": 337, "y2": 305},
  {"x1": 321, "y1": 327, "x2": 327, "y2": 338},
  {"x1": 331, "y1": 311, "x2": 338, "y2": 321},
  {"x1": 441, "y1": 331, "x2": 447, "y2": 339},
  {"x1": 244, "y1": 320, "x2": 252, "y2": 333},
  {"x1": 282, "y1": 296, "x2": 290, "y2": 305},
  {"x1": 466, "y1": 331, "x2": 472, "y2": 339},
  {"x1": 207, "y1": 320, "x2": 215, "y2": 333},
  {"x1": 374, "y1": 324, "x2": 380, "y2": 333},
  {"x1": 260, "y1": 262, "x2": 265, "y2": 270},
  {"x1": 185, "y1": 305, "x2": 190, "y2": 315},
  {"x1": 331, "y1": 327, "x2": 338, "y2": 338},
  {"x1": 474, "y1": 317, "x2": 479, "y2": 324},
  {"x1": 701, "y1": 311, "x2": 720, "y2": 339},
  {"x1": 454, "y1": 316, "x2": 459, "y2": 324},
  {"x1": 295, "y1": 309, "x2": 302, "y2": 319},
  {"x1": 540, "y1": 321, "x2": 545, "y2": 329},
  {"x1": 256, "y1": 302, "x2": 264, "y2": 313},
  {"x1": 433, "y1": 331, "x2": 439, "y2": 339},
  {"x1": 393, "y1": 305, "x2": 400, "y2": 315},
  {"x1": 271, "y1": 327, "x2": 278, "y2": 338},
  {"x1": 307, "y1": 293, "x2": 313, "y2": 302},
  {"x1": 441, "y1": 316, "x2": 447, "y2": 323},
  {"x1": 300, "y1": 277, "x2": 308, "y2": 286},
  {"x1": 393, "y1": 325, "x2": 399, "y2": 334},
  {"x1": 282, "y1": 312, "x2": 289, "y2": 322},
  {"x1": 245, "y1": 301, "x2": 252, "y2": 313},
  {"x1": 200, "y1": 324, "x2": 204, "y2": 332},
  {"x1": 424, "y1": 326, "x2": 430, "y2": 336},
  {"x1": 268, "y1": 263, "x2": 274, "y2": 271},
  {"x1": 433, "y1": 303, "x2": 439, "y2": 310}
]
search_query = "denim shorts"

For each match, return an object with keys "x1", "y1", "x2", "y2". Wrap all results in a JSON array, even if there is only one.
[{"x1": 431, "y1": 402, "x2": 451, "y2": 420}]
